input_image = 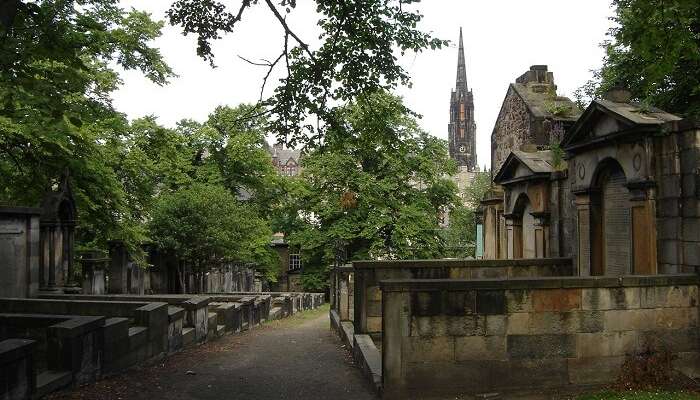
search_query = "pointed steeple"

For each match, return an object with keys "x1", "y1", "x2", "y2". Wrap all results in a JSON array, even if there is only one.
[{"x1": 456, "y1": 27, "x2": 467, "y2": 90}]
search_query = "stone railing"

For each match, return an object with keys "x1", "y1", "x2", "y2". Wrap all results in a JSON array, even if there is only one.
[
  {"x1": 352, "y1": 257, "x2": 574, "y2": 335},
  {"x1": 379, "y1": 274, "x2": 700, "y2": 398}
]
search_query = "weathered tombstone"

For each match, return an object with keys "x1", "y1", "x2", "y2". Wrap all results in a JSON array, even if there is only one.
[
  {"x1": 78, "y1": 250, "x2": 108, "y2": 295},
  {"x1": 0, "y1": 207, "x2": 41, "y2": 298},
  {"x1": 39, "y1": 175, "x2": 78, "y2": 292}
]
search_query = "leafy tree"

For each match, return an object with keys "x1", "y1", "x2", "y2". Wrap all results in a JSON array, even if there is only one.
[
  {"x1": 441, "y1": 172, "x2": 490, "y2": 258},
  {"x1": 149, "y1": 183, "x2": 278, "y2": 289},
  {"x1": 580, "y1": 0, "x2": 700, "y2": 117},
  {"x1": 275, "y1": 91, "x2": 458, "y2": 289},
  {"x1": 202, "y1": 105, "x2": 284, "y2": 216},
  {"x1": 0, "y1": 0, "x2": 173, "y2": 251},
  {"x1": 166, "y1": 0, "x2": 448, "y2": 147}
]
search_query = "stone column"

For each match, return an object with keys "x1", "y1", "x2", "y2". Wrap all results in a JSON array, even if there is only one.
[
  {"x1": 574, "y1": 192, "x2": 595, "y2": 276},
  {"x1": 47, "y1": 226, "x2": 56, "y2": 288},
  {"x1": 532, "y1": 212, "x2": 550, "y2": 258},
  {"x1": 504, "y1": 214, "x2": 522, "y2": 259},
  {"x1": 627, "y1": 182, "x2": 658, "y2": 274}
]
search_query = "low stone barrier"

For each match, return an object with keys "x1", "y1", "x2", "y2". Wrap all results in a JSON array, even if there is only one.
[
  {"x1": 0, "y1": 339, "x2": 36, "y2": 400},
  {"x1": 379, "y1": 274, "x2": 700, "y2": 398},
  {"x1": 353, "y1": 258, "x2": 574, "y2": 335}
]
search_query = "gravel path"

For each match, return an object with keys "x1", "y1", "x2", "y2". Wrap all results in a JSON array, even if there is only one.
[{"x1": 48, "y1": 306, "x2": 377, "y2": 400}]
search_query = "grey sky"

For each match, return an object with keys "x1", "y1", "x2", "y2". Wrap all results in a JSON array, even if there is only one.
[{"x1": 115, "y1": 1, "x2": 614, "y2": 169}]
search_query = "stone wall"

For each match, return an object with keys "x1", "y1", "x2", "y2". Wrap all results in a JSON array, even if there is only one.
[
  {"x1": 491, "y1": 86, "x2": 531, "y2": 174},
  {"x1": 0, "y1": 208, "x2": 40, "y2": 299},
  {"x1": 353, "y1": 258, "x2": 573, "y2": 335},
  {"x1": 655, "y1": 121, "x2": 700, "y2": 273},
  {"x1": 380, "y1": 275, "x2": 700, "y2": 398}
]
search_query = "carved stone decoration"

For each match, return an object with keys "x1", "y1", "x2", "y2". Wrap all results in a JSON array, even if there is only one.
[
  {"x1": 633, "y1": 153, "x2": 642, "y2": 171},
  {"x1": 577, "y1": 163, "x2": 586, "y2": 180},
  {"x1": 39, "y1": 171, "x2": 78, "y2": 291}
]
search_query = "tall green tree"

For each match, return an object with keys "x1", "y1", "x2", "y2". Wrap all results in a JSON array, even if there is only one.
[
  {"x1": 274, "y1": 91, "x2": 458, "y2": 290},
  {"x1": 441, "y1": 172, "x2": 490, "y2": 258},
  {"x1": 149, "y1": 183, "x2": 278, "y2": 288},
  {"x1": 167, "y1": 0, "x2": 447, "y2": 147},
  {"x1": 581, "y1": 0, "x2": 700, "y2": 117},
  {"x1": 0, "y1": 0, "x2": 173, "y2": 250}
]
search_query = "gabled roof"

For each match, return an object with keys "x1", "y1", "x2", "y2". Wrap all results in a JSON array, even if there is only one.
[
  {"x1": 562, "y1": 99, "x2": 681, "y2": 149},
  {"x1": 494, "y1": 150, "x2": 554, "y2": 184}
]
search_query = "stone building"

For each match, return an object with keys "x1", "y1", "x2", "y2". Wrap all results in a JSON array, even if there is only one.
[
  {"x1": 448, "y1": 28, "x2": 477, "y2": 172},
  {"x1": 270, "y1": 143, "x2": 302, "y2": 176},
  {"x1": 446, "y1": 29, "x2": 482, "y2": 215},
  {"x1": 481, "y1": 66, "x2": 700, "y2": 276},
  {"x1": 481, "y1": 65, "x2": 580, "y2": 259}
]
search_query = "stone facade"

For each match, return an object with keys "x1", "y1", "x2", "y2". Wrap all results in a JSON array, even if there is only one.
[
  {"x1": 482, "y1": 68, "x2": 700, "y2": 277},
  {"x1": 380, "y1": 275, "x2": 700, "y2": 398},
  {"x1": 270, "y1": 143, "x2": 302, "y2": 176},
  {"x1": 490, "y1": 65, "x2": 579, "y2": 174}
]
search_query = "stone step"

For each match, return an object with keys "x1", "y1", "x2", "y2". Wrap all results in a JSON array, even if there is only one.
[
  {"x1": 207, "y1": 313, "x2": 218, "y2": 340},
  {"x1": 182, "y1": 327, "x2": 195, "y2": 346},
  {"x1": 34, "y1": 370, "x2": 72, "y2": 400},
  {"x1": 269, "y1": 307, "x2": 282, "y2": 321},
  {"x1": 216, "y1": 324, "x2": 226, "y2": 336}
]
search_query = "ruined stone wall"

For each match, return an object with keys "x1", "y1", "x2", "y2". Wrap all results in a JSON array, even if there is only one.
[
  {"x1": 655, "y1": 124, "x2": 700, "y2": 273},
  {"x1": 491, "y1": 87, "x2": 531, "y2": 174},
  {"x1": 380, "y1": 275, "x2": 700, "y2": 398}
]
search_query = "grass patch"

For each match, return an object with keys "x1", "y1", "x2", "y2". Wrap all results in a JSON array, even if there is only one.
[
  {"x1": 577, "y1": 390, "x2": 700, "y2": 400},
  {"x1": 265, "y1": 303, "x2": 330, "y2": 328}
]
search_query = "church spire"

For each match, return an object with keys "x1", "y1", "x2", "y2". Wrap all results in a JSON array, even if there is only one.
[{"x1": 456, "y1": 27, "x2": 467, "y2": 89}]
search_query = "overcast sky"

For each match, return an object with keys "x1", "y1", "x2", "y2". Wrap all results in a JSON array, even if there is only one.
[{"x1": 114, "y1": 1, "x2": 615, "y2": 169}]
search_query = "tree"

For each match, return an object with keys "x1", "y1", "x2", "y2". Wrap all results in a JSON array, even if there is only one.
[
  {"x1": 441, "y1": 172, "x2": 490, "y2": 258},
  {"x1": 580, "y1": 0, "x2": 700, "y2": 117},
  {"x1": 149, "y1": 183, "x2": 278, "y2": 289},
  {"x1": 166, "y1": 0, "x2": 447, "y2": 147},
  {"x1": 274, "y1": 91, "x2": 458, "y2": 289},
  {"x1": 0, "y1": 0, "x2": 173, "y2": 252}
]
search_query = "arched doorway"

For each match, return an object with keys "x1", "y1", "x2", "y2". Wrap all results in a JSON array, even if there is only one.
[
  {"x1": 591, "y1": 160, "x2": 631, "y2": 276},
  {"x1": 522, "y1": 201, "x2": 536, "y2": 258},
  {"x1": 509, "y1": 194, "x2": 535, "y2": 259}
]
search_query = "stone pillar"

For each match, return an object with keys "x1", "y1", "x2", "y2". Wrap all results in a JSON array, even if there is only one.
[
  {"x1": 574, "y1": 192, "x2": 595, "y2": 276},
  {"x1": 504, "y1": 214, "x2": 522, "y2": 259},
  {"x1": 47, "y1": 226, "x2": 56, "y2": 288},
  {"x1": 475, "y1": 209, "x2": 484, "y2": 259},
  {"x1": 532, "y1": 212, "x2": 550, "y2": 258},
  {"x1": 628, "y1": 182, "x2": 658, "y2": 274},
  {"x1": 80, "y1": 250, "x2": 108, "y2": 295}
]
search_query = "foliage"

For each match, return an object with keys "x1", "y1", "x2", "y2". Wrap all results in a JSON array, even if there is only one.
[
  {"x1": 0, "y1": 0, "x2": 173, "y2": 254},
  {"x1": 273, "y1": 91, "x2": 459, "y2": 288},
  {"x1": 549, "y1": 140, "x2": 565, "y2": 170},
  {"x1": 202, "y1": 105, "x2": 285, "y2": 217},
  {"x1": 166, "y1": 0, "x2": 448, "y2": 147},
  {"x1": 581, "y1": 0, "x2": 700, "y2": 117},
  {"x1": 441, "y1": 172, "x2": 490, "y2": 258},
  {"x1": 149, "y1": 183, "x2": 278, "y2": 280}
]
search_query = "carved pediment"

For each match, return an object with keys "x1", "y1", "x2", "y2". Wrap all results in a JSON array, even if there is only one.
[
  {"x1": 494, "y1": 150, "x2": 554, "y2": 185},
  {"x1": 562, "y1": 99, "x2": 680, "y2": 151}
]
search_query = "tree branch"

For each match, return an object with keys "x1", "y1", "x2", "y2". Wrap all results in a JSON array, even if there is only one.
[{"x1": 264, "y1": 0, "x2": 314, "y2": 60}]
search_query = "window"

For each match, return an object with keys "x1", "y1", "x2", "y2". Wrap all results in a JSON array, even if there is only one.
[{"x1": 289, "y1": 253, "x2": 301, "y2": 271}]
